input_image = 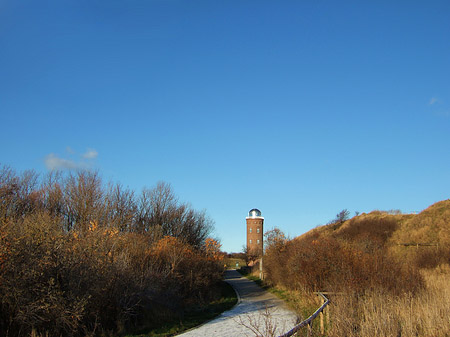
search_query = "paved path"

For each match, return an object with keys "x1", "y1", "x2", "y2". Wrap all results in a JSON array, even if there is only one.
[{"x1": 177, "y1": 270, "x2": 298, "y2": 337}]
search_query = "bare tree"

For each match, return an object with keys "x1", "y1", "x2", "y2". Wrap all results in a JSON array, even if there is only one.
[
  {"x1": 136, "y1": 182, "x2": 213, "y2": 248},
  {"x1": 336, "y1": 209, "x2": 350, "y2": 223},
  {"x1": 41, "y1": 170, "x2": 64, "y2": 218},
  {"x1": 264, "y1": 227, "x2": 287, "y2": 253},
  {"x1": 16, "y1": 170, "x2": 40, "y2": 215},
  {"x1": 0, "y1": 166, "x2": 40, "y2": 221},
  {"x1": 328, "y1": 209, "x2": 350, "y2": 226},
  {"x1": 243, "y1": 245, "x2": 260, "y2": 266},
  {"x1": 105, "y1": 183, "x2": 136, "y2": 231},
  {"x1": 0, "y1": 165, "x2": 18, "y2": 222},
  {"x1": 64, "y1": 171, "x2": 104, "y2": 232},
  {"x1": 148, "y1": 181, "x2": 178, "y2": 229}
]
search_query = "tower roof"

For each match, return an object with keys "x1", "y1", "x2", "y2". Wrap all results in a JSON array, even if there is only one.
[{"x1": 247, "y1": 208, "x2": 263, "y2": 218}]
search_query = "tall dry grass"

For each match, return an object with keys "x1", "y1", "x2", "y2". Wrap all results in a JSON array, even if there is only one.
[{"x1": 327, "y1": 265, "x2": 450, "y2": 337}]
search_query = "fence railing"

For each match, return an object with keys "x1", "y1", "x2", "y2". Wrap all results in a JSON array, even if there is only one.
[
  {"x1": 397, "y1": 242, "x2": 439, "y2": 248},
  {"x1": 278, "y1": 292, "x2": 330, "y2": 337}
]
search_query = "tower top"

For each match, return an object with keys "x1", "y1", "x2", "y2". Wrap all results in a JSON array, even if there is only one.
[{"x1": 247, "y1": 208, "x2": 264, "y2": 219}]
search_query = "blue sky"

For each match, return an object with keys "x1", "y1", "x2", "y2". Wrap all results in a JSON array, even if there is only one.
[{"x1": 1, "y1": 0, "x2": 449, "y2": 252}]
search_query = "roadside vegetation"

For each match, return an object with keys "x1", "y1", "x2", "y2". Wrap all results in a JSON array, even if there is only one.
[
  {"x1": 0, "y1": 165, "x2": 225, "y2": 337},
  {"x1": 262, "y1": 202, "x2": 450, "y2": 336},
  {"x1": 223, "y1": 252, "x2": 246, "y2": 270}
]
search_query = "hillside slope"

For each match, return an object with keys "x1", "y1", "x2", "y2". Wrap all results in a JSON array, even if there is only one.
[
  {"x1": 292, "y1": 199, "x2": 450, "y2": 269},
  {"x1": 297, "y1": 200, "x2": 450, "y2": 248},
  {"x1": 391, "y1": 199, "x2": 450, "y2": 246},
  {"x1": 263, "y1": 200, "x2": 450, "y2": 337}
]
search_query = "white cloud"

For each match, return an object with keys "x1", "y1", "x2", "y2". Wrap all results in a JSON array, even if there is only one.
[
  {"x1": 83, "y1": 149, "x2": 98, "y2": 159},
  {"x1": 45, "y1": 153, "x2": 78, "y2": 170},
  {"x1": 429, "y1": 97, "x2": 439, "y2": 105},
  {"x1": 44, "y1": 147, "x2": 99, "y2": 171}
]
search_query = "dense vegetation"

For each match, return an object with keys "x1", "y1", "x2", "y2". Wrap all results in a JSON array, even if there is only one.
[
  {"x1": 263, "y1": 202, "x2": 450, "y2": 336},
  {"x1": 0, "y1": 165, "x2": 224, "y2": 337}
]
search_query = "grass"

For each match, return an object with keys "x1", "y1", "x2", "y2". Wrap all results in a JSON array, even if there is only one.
[
  {"x1": 245, "y1": 275, "x2": 266, "y2": 288},
  {"x1": 240, "y1": 268, "x2": 450, "y2": 337},
  {"x1": 253, "y1": 267, "x2": 450, "y2": 337},
  {"x1": 237, "y1": 268, "x2": 263, "y2": 286},
  {"x1": 327, "y1": 266, "x2": 450, "y2": 337},
  {"x1": 245, "y1": 267, "x2": 450, "y2": 337},
  {"x1": 124, "y1": 281, "x2": 238, "y2": 337},
  {"x1": 224, "y1": 258, "x2": 246, "y2": 269}
]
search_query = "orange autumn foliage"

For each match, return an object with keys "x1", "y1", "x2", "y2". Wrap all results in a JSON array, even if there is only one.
[
  {"x1": 150, "y1": 236, "x2": 194, "y2": 273},
  {"x1": 204, "y1": 238, "x2": 223, "y2": 262}
]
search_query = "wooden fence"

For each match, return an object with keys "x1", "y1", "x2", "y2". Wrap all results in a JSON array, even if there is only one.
[
  {"x1": 278, "y1": 292, "x2": 330, "y2": 337},
  {"x1": 397, "y1": 242, "x2": 439, "y2": 248}
]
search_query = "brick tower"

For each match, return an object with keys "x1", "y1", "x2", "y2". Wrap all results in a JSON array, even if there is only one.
[{"x1": 246, "y1": 208, "x2": 264, "y2": 257}]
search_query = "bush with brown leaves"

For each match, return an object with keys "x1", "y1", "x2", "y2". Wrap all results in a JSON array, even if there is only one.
[{"x1": 0, "y1": 165, "x2": 223, "y2": 336}]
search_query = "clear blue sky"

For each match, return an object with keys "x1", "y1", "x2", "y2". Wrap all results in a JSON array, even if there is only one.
[{"x1": 1, "y1": 0, "x2": 449, "y2": 252}]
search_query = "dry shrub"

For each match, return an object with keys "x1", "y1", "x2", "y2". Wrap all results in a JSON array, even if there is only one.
[
  {"x1": 414, "y1": 246, "x2": 450, "y2": 269},
  {"x1": 0, "y1": 214, "x2": 224, "y2": 336},
  {"x1": 263, "y1": 228, "x2": 288, "y2": 287},
  {"x1": 335, "y1": 216, "x2": 399, "y2": 252},
  {"x1": 0, "y1": 165, "x2": 223, "y2": 336},
  {"x1": 265, "y1": 236, "x2": 423, "y2": 295},
  {"x1": 0, "y1": 213, "x2": 91, "y2": 336}
]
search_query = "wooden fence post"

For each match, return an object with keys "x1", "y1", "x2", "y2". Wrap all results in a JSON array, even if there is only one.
[
  {"x1": 278, "y1": 292, "x2": 330, "y2": 337},
  {"x1": 319, "y1": 296, "x2": 324, "y2": 334}
]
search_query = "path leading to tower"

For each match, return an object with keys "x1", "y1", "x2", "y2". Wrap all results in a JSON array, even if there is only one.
[{"x1": 177, "y1": 270, "x2": 299, "y2": 337}]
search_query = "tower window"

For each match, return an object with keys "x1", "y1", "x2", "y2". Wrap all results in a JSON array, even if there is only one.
[
  {"x1": 257, "y1": 239, "x2": 260, "y2": 244},
  {"x1": 249, "y1": 239, "x2": 252, "y2": 244},
  {"x1": 257, "y1": 228, "x2": 260, "y2": 233},
  {"x1": 249, "y1": 228, "x2": 252, "y2": 233}
]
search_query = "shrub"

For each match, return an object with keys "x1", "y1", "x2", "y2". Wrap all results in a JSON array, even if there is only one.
[
  {"x1": 264, "y1": 233, "x2": 423, "y2": 295},
  {"x1": 0, "y1": 165, "x2": 223, "y2": 336}
]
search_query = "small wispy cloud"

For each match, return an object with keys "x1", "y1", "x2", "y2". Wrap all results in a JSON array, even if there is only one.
[
  {"x1": 83, "y1": 149, "x2": 98, "y2": 159},
  {"x1": 429, "y1": 97, "x2": 439, "y2": 105},
  {"x1": 44, "y1": 148, "x2": 99, "y2": 171},
  {"x1": 428, "y1": 95, "x2": 449, "y2": 118},
  {"x1": 45, "y1": 153, "x2": 79, "y2": 170}
]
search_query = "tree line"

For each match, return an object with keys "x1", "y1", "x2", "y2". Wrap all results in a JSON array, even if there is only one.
[{"x1": 0, "y1": 165, "x2": 223, "y2": 336}]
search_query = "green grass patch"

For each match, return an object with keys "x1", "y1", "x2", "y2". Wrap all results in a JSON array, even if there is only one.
[
  {"x1": 124, "y1": 281, "x2": 237, "y2": 337},
  {"x1": 224, "y1": 258, "x2": 246, "y2": 269},
  {"x1": 268, "y1": 287, "x2": 289, "y2": 301},
  {"x1": 236, "y1": 268, "x2": 267, "y2": 289},
  {"x1": 245, "y1": 275, "x2": 267, "y2": 289}
]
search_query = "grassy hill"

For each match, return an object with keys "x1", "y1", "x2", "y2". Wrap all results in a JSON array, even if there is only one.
[
  {"x1": 391, "y1": 199, "x2": 450, "y2": 246},
  {"x1": 265, "y1": 199, "x2": 450, "y2": 294},
  {"x1": 294, "y1": 200, "x2": 450, "y2": 265},
  {"x1": 263, "y1": 200, "x2": 450, "y2": 337}
]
